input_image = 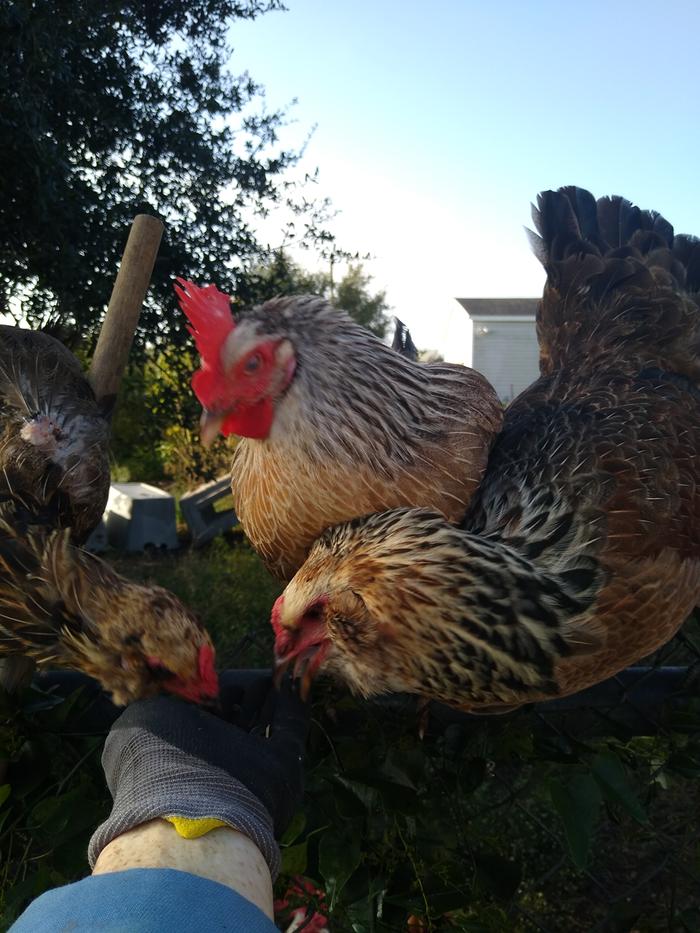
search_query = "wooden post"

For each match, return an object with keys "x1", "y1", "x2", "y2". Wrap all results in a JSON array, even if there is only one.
[{"x1": 88, "y1": 214, "x2": 164, "y2": 410}]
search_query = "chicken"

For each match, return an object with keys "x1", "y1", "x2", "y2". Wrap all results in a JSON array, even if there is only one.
[
  {"x1": 0, "y1": 511, "x2": 219, "y2": 706},
  {"x1": 0, "y1": 325, "x2": 110, "y2": 541},
  {"x1": 175, "y1": 280, "x2": 502, "y2": 580},
  {"x1": 272, "y1": 186, "x2": 700, "y2": 711}
]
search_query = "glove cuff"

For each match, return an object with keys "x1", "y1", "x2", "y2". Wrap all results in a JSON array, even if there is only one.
[{"x1": 88, "y1": 745, "x2": 281, "y2": 878}]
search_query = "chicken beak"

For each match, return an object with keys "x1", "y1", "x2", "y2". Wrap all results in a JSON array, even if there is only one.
[
  {"x1": 273, "y1": 655, "x2": 314, "y2": 700},
  {"x1": 200, "y1": 410, "x2": 226, "y2": 447},
  {"x1": 275, "y1": 642, "x2": 328, "y2": 699},
  {"x1": 273, "y1": 654, "x2": 292, "y2": 689},
  {"x1": 299, "y1": 663, "x2": 315, "y2": 702}
]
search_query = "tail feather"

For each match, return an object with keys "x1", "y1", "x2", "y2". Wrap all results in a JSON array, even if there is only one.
[
  {"x1": 528, "y1": 186, "x2": 700, "y2": 379},
  {"x1": 674, "y1": 234, "x2": 700, "y2": 292},
  {"x1": 391, "y1": 318, "x2": 419, "y2": 361}
]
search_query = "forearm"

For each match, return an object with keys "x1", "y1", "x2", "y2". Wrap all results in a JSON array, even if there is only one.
[{"x1": 92, "y1": 818, "x2": 274, "y2": 919}]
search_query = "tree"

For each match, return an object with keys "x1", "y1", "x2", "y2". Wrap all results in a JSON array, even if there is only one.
[
  {"x1": 0, "y1": 0, "x2": 328, "y2": 350},
  {"x1": 236, "y1": 249, "x2": 326, "y2": 305},
  {"x1": 332, "y1": 262, "x2": 390, "y2": 337}
]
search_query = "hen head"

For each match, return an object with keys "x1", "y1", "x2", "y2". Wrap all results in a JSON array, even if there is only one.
[
  {"x1": 271, "y1": 507, "x2": 604, "y2": 709},
  {"x1": 270, "y1": 510, "x2": 448, "y2": 700},
  {"x1": 175, "y1": 278, "x2": 297, "y2": 443},
  {"x1": 74, "y1": 584, "x2": 220, "y2": 707}
]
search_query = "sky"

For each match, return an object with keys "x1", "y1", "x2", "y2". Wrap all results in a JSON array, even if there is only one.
[{"x1": 229, "y1": 0, "x2": 700, "y2": 363}]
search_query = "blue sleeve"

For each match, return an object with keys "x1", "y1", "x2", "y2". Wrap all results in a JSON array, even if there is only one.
[{"x1": 9, "y1": 867, "x2": 279, "y2": 932}]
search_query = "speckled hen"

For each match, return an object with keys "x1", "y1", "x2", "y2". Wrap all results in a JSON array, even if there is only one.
[
  {"x1": 0, "y1": 514, "x2": 219, "y2": 706},
  {"x1": 272, "y1": 187, "x2": 700, "y2": 711},
  {"x1": 176, "y1": 281, "x2": 503, "y2": 580}
]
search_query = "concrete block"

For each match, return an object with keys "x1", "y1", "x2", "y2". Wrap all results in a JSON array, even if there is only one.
[
  {"x1": 84, "y1": 518, "x2": 108, "y2": 553},
  {"x1": 180, "y1": 476, "x2": 237, "y2": 546},
  {"x1": 105, "y1": 482, "x2": 178, "y2": 552}
]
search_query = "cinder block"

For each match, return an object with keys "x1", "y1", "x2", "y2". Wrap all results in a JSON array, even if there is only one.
[
  {"x1": 180, "y1": 476, "x2": 237, "y2": 546},
  {"x1": 105, "y1": 482, "x2": 178, "y2": 552},
  {"x1": 84, "y1": 518, "x2": 108, "y2": 553}
]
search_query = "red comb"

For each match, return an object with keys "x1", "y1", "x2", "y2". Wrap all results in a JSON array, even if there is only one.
[
  {"x1": 198, "y1": 643, "x2": 219, "y2": 698},
  {"x1": 174, "y1": 278, "x2": 235, "y2": 367}
]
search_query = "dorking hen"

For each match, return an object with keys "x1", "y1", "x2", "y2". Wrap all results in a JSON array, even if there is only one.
[
  {"x1": 0, "y1": 513, "x2": 219, "y2": 706},
  {"x1": 272, "y1": 186, "x2": 700, "y2": 711},
  {"x1": 0, "y1": 325, "x2": 110, "y2": 541},
  {"x1": 175, "y1": 280, "x2": 502, "y2": 580}
]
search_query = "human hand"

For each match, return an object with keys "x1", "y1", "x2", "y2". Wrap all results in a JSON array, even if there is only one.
[{"x1": 89, "y1": 671, "x2": 309, "y2": 878}]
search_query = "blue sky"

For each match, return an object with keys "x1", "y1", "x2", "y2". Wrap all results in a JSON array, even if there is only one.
[{"x1": 231, "y1": 0, "x2": 700, "y2": 360}]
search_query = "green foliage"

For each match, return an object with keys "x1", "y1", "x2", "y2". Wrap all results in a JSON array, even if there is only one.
[
  {"x1": 237, "y1": 250, "x2": 328, "y2": 305},
  {"x1": 110, "y1": 348, "x2": 237, "y2": 487},
  {"x1": 590, "y1": 750, "x2": 648, "y2": 824},
  {"x1": 0, "y1": 684, "x2": 110, "y2": 927},
  {"x1": 549, "y1": 773, "x2": 601, "y2": 869},
  {"x1": 274, "y1": 669, "x2": 700, "y2": 931},
  {"x1": 333, "y1": 263, "x2": 391, "y2": 338},
  {"x1": 0, "y1": 0, "x2": 334, "y2": 351}
]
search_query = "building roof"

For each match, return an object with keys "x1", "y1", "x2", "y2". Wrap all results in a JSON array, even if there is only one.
[{"x1": 456, "y1": 298, "x2": 539, "y2": 318}]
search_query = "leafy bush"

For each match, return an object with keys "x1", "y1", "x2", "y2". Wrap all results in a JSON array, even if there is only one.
[
  {"x1": 0, "y1": 0, "x2": 330, "y2": 351},
  {"x1": 110, "y1": 349, "x2": 237, "y2": 487},
  {"x1": 0, "y1": 684, "x2": 110, "y2": 928},
  {"x1": 277, "y1": 683, "x2": 700, "y2": 931}
]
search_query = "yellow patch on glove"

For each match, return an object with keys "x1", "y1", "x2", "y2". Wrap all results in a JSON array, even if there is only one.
[{"x1": 165, "y1": 816, "x2": 228, "y2": 839}]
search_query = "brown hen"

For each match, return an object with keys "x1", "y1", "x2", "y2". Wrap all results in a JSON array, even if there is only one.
[
  {"x1": 272, "y1": 186, "x2": 700, "y2": 711},
  {"x1": 0, "y1": 514, "x2": 218, "y2": 706},
  {"x1": 176, "y1": 281, "x2": 503, "y2": 580},
  {"x1": 0, "y1": 325, "x2": 110, "y2": 541}
]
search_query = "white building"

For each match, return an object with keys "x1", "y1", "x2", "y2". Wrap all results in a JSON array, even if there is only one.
[{"x1": 457, "y1": 298, "x2": 540, "y2": 402}]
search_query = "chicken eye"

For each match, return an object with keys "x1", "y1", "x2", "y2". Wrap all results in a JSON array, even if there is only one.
[
  {"x1": 244, "y1": 353, "x2": 262, "y2": 374},
  {"x1": 304, "y1": 602, "x2": 325, "y2": 621}
]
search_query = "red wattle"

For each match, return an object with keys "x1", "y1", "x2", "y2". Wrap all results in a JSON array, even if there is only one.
[
  {"x1": 197, "y1": 643, "x2": 219, "y2": 698},
  {"x1": 221, "y1": 397, "x2": 275, "y2": 440}
]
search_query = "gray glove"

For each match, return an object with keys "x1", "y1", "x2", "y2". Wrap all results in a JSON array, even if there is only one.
[{"x1": 88, "y1": 672, "x2": 309, "y2": 879}]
